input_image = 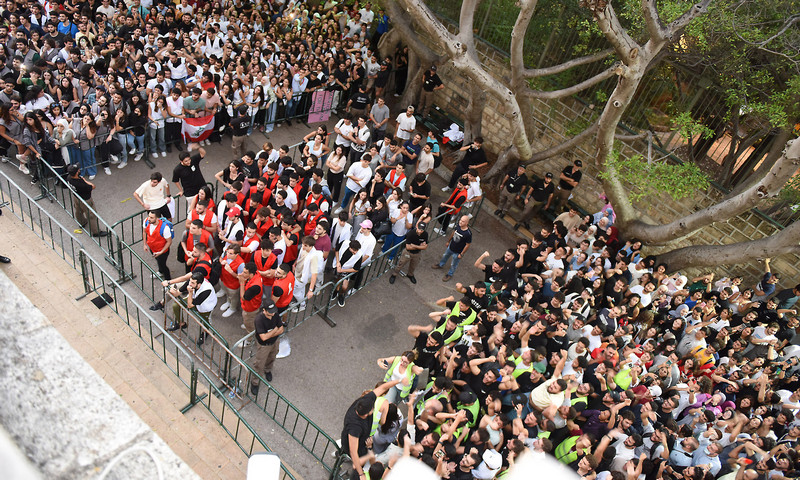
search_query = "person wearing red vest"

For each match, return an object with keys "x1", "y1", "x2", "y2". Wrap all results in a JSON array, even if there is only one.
[
  {"x1": 240, "y1": 222, "x2": 262, "y2": 263},
  {"x1": 384, "y1": 164, "x2": 407, "y2": 194},
  {"x1": 222, "y1": 182, "x2": 246, "y2": 209},
  {"x1": 253, "y1": 240, "x2": 279, "y2": 287},
  {"x1": 143, "y1": 210, "x2": 173, "y2": 281},
  {"x1": 281, "y1": 217, "x2": 300, "y2": 265},
  {"x1": 253, "y1": 207, "x2": 274, "y2": 239},
  {"x1": 271, "y1": 263, "x2": 295, "y2": 313},
  {"x1": 181, "y1": 220, "x2": 213, "y2": 271},
  {"x1": 246, "y1": 177, "x2": 272, "y2": 219},
  {"x1": 239, "y1": 262, "x2": 264, "y2": 332},
  {"x1": 150, "y1": 243, "x2": 212, "y2": 311},
  {"x1": 186, "y1": 199, "x2": 219, "y2": 234},
  {"x1": 435, "y1": 177, "x2": 469, "y2": 234},
  {"x1": 219, "y1": 245, "x2": 245, "y2": 317},
  {"x1": 301, "y1": 203, "x2": 325, "y2": 236},
  {"x1": 304, "y1": 184, "x2": 330, "y2": 213}
]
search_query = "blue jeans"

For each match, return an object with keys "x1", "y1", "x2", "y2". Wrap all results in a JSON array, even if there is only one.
[
  {"x1": 78, "y1": 147, "x2": 96, "y2": 176},
  {"x1": 149, "y1": 126, "x2": 165, "y2": 154},
  {"x1": 128, "y1": 133, "x2": 145, "y2": 154},
  {"x1": 287, "y1": 96, "x2": 300, "y2": 120},
  {"x1": 340, "y1": 186, "x2": 357, "y2": 211},
  {"x1": 265, "y1": 103, "x2": 276, "y2": 133},
  {"x1": 381, "y1": 232, "x2": 404, "y2": 260},
  {"x1": 437, "y1": 247, "x2": 462, "y2": 277},
  {"x1": 117, "y1": 133, "x2": 132, "y2": 163}
]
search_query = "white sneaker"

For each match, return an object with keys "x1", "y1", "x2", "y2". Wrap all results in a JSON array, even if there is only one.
[
  {"x1": 222, "y1": 308, "x2": 235, "y2": 318},
  {"x1": 216, "y1": 289, "x2": 226, "y2": 298},
  {"x1": 203, "y1": 139, "x2": 210, "y2": 146},
  {"x1": 129, "y1": 148, "x2": 136, "y2": 155},
  {"x1": 0, "y1": 155, "x2": 8, "y2": 163},
  {"x1": 117, "y1": 161, "x2": 127, "y2": 169},
  {"x1": 110, "y1": 155, "x2": 119, "y2": 164},
  {"x1": 19, "y1": 163, "x2": 30, "y2": 175},
  {"x1": 134, "y1": 153, "x2": 143, "y2": 162},
  {"x1": 334, "y1": 207, "x2": 343, "y2": 214},
  {"x1": 290, "y1": 304, "x2": 305, "y2": 313},
  {"x1": 16, "y1": 154, "x2": 27, "y2": 162},
  {"x1": 88, "y1": 174, "x2": 96, "y2": 180},
  {"x1": 240, "y1": 323, "x2": 246, "y2": 330},
  {"x1": 160, "y1": 151, "x2": 166, "y2": 157},
  {"x1": 441, "y1": 186, "x2": 451, "y2": 192},
  {"x1": 152, "y1": 152, "x2": 158, "y2": 158},
  {"x1": 104, "y1": 167, "x2": 112, "y2": 176},
  {"x1": 433, "y1": 227, "x2": 443, "y2": 235},
  {"x1": 220, "y1": 302, "x2": 230, "y2": 310}
]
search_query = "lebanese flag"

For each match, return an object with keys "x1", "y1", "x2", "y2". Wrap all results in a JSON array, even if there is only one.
[{"x1": 182, "y1": 115, "x2": 215, "y2": 143}]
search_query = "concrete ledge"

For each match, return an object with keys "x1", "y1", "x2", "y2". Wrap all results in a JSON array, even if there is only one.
[{"x1": 0, "y1": 270, "x2": 200, "y2": 480}]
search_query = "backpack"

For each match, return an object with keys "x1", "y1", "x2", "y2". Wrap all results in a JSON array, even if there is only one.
[
  {"x1": 158, "y1": 217, "x2": 174, "y2": 238},
  {"x1": 197, "y1": 259, "x2": 222, "y2": 286}
]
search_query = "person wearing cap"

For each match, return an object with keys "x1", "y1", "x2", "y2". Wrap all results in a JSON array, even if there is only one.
[
  {"x1": 552, "y1": 159, "x2": 583, "y2": 213},
  {"x1": 495, "y1": 164, "x2": 529, "y2": 218},
  {"x1": 395, "y1": 105, "x2": 416, "y2": 141},
  {"x1": 250, "y1": 300, "x2": 285, "y2": 393},
  {"x1": 471, "y1": 448, "x2": 502, "y2": 479},
  {"x1": 418, "y1": 65, "x2": 443, "y2": 118},
  {"x1": 514, "y1": 172, "x2": 555, "y2": 230},
  {"x1": 66, "y1": 164, "x2": 107, "y2": 237},
  {"x1": 389, "y1": 220, "x2": 428, "y2": 285}
]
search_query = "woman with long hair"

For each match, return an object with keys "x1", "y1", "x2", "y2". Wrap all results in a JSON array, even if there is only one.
[
  {"x1": 94, "y1": 109, "x2": 118, "y2": 176},
  {"x1": 148, "y1": 95, "x2": 167, "y2": 158},
  {"x1": 0, "y1": 102, "x2": 26, "y2": 172},
  {"x1": 21, "y1": 111, "x2": 55, "y2": 183},
  {"x1": 74, "y1": 113, "x2": 98, "y2": 178},
  {"x1": 247, "y1": 84, "x2": 264, "y2": 135},
  {"x1": 325, "y1": 144, "x2": 347, "y2": 203}
]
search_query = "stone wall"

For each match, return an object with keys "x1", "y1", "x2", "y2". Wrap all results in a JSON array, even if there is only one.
[{"x1": 418, "y1": 28, "x2": 800, "y2": 285}]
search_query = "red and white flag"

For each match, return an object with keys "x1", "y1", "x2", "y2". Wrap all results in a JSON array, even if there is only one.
[{"x1": 182, "y1": 115, "x2": 215, "y2": 143}]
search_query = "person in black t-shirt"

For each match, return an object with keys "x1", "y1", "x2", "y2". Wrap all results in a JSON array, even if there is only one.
[
  {"x1": 390, "y1": 222, "x2": 429, "y2": 284},
  {"x1": 230, "y1": 105, "x2": 251, "y2": 161},
  {"x1": 418, "y1": 65, "x2": 444, "y2": 117},
  {"x1": 250, "y1": 300, "x2": 284, "y2": 393},
  {"x1": 515, "y1": 172, "x2": 555, "y2": 231},
  {"x1": 553, "y1": 159, "x2": 583, "y2": 213},
  {"x1": 445, "y1": 137, "x2": 487, "y2": 191},
  {"x1": 409, "y1": 173, "x2": 431, "y2": 212},
  {"x1": 67, "y1": 164, "x2": 107, "y2": 236},
  {"x1": 340, "y1": 380, "x2": 400, "y2": 479},
  {"x1": 172, "y1": 147, "x2": 207, "y2": 207},
  {"x1": 495, "y1": 164, "x2": 529, "y2": 217}
]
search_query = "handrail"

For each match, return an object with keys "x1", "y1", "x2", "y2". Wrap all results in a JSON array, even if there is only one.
[{"x1": 192, "y1": 369, "x2": 298, "y2": 480}]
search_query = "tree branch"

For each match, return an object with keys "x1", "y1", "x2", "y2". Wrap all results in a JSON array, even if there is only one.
[
  {"x1": 526, "y1": 122, "x2": 599, "y2": 163},
  {"x1": 666, "y1": 0, "x2": 713, "y2": 40},
  {"x1": 656, "y1": 220, "x2": 800, "y2": 272},
  {"x1": 592, "y1": 1, "x2": 641, "y2": 64},
  {"x1": 523, "y1": 49, "x2": 614, "y2": 78},
  {"x1": 641, "y1": 0, "x2": 667, "y2": 40},
  {"x1": 383, "y1": 1, "x2": 441, "y2": 65},
  {"x1": 525, "y1": 65, "x2": 618, "y2": 99},
  {"x1": 458, "y1": 0, "x2": 481, "y2": 50},
  {"x1": 627, "y1": 138, "x2": 800, "y2": 244}
]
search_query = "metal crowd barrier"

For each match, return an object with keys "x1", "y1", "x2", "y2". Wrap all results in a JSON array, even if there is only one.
[{"x1": 0, "y1": 169, "x2": 335, "y2": 480}]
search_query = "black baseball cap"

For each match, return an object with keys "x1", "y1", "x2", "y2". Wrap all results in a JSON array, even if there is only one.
[
  {"x1": 261, "y1": 300, "x2": 278, "y2": 314},
  {"x1": 545, "y1": 172, "x2": 553, "y2": 178}
]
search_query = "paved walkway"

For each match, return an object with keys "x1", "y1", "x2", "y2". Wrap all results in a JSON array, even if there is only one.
[{"x1": 0, "y1": 211, "x2": 250, "y2": 480}]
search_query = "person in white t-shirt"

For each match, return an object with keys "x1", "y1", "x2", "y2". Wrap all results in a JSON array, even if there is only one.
[
  {"x1": 339, "y1": 155, "x2": 373, "y2": 212},
  {"x1": 395, "y1": 106, "x2": 416, "y2": 140},
  {"x1": 133, "y1": 172, "x2": 172, "y2": 220}
]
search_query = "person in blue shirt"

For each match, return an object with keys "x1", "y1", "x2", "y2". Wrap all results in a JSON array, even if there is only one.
[{"x1": 56, "y1": 12, "x2": 79, "y2": 37}]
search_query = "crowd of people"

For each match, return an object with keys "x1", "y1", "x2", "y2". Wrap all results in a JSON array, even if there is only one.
[
  {"x1": 3, "y1": 2, "x2": 799, "y2": 480},
  {"x1": 342, "y1": 176, "x2": 800, "y2": 479}
]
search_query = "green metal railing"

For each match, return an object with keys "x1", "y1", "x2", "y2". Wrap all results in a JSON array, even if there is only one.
[
  {"x1": 189, "y1": 369, "x2": 298, "y2": 480},
  {"x1": 0, "y1": 168, "x2": 336, "y2": 479}
]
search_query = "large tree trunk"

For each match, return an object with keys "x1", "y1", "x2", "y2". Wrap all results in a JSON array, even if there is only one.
[
  {"x1": 401, "y1": 49, "x2": 424, "y2": 108},
  {"x1": 731, "y1": 126, "x2": 792, "y2": 194},
  {"x1": 656, "y1": 220, "x2": 800, "y2": 271},
  {"x1": 463, "y1": 82, "x2": 485, "y2": 144},
  {"x1": 625, "y1": 137, "x2": 800, "y2": 244}
]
